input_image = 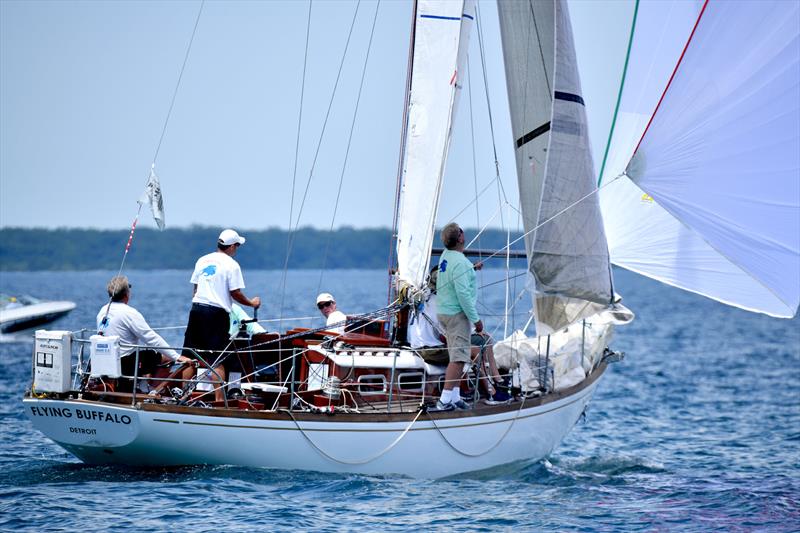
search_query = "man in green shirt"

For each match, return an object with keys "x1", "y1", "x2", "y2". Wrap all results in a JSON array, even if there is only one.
[{"x1": 435, "y1": 222, "x2": 484, "y2": 410}]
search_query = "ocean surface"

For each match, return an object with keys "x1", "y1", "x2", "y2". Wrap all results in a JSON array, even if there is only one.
[{"x1": 0, "y1": 268, "x2": 798, "y2": 531}]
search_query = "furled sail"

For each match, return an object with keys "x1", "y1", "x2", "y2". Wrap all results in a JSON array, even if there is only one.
[
  {"x1": 499, "y1": 0, "x2": 613, "y2": 336},
  {"x1": 395, "y1": 0, "x2": 475, "y2": 292},
  {"x1": 599, "y1": 0, "x2": 800, "y2": 318}
]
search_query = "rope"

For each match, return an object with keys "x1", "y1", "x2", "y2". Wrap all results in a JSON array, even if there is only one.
[
  {"x1": 280, "y1": 405, "x2": 424, "y2": 465},
  {"x1": 425, "y1": 395, "x2": 529, "y2": 457},
  {"x1": 150, "y1": 315, "x2": 319, "y2": 332}
]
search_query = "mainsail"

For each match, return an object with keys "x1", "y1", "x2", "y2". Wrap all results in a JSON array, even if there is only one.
[
  {"x1": 395, "y1": 0, "x2": 475, "y2": 292},
  {"x1": 599, "y1": 0, "x2": 800, "y2": 318},
  {"x1": 498, "y1": 0, "x2": 613, "y2": 336}
]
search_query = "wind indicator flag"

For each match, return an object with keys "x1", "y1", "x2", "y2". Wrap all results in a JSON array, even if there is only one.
[{"x1": 138, "y1": 166, "x2": 165, "y2": 230}]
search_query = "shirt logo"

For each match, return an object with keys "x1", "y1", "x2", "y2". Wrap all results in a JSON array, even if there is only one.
[
  {"x1": 440, "y1": 260, "x2": 448, "y2": 273},
  {"x1": 201, "y1": 265, "x2": 217, "y2": 277}
]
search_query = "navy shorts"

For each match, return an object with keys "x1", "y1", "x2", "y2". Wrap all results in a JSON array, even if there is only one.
[{"x1": 182, "y1": 303, "x2": 230, "y2": 366}]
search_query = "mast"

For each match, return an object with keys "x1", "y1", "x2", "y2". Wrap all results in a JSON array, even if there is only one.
[{"x1": 387, "y1": 0, "x2": 419, "y2": 306}]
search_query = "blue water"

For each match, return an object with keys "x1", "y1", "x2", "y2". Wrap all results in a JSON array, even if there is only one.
[{"x1": 0, "y1": 268, "x2": 798, "y2": 531}]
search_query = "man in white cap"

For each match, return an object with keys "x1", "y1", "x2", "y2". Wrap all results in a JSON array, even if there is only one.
[
  {"x1": 181, "y1": 228, "x2": 261, "y2": 402},
  {"x1": 316, "y1": 292, "x2": 347, "y2": 335}
]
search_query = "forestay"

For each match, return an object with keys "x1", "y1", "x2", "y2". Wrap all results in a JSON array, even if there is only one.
[
  {"x1": 395, "y1": 0, "x2": 475, "y2": 292},
  {"x1": 499, "y1": 0, "x2": 613, "y2": 336},
  {"x1": 600, "y1": 0, "x2": 800, "y2": 318}
]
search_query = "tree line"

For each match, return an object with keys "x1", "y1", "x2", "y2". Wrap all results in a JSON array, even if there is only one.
[{"x1": 0, "y1": 227, "x2": 525, "y2": 271}]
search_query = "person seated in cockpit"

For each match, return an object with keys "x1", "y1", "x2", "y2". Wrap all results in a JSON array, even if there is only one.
[
  {"x1": 96, "y1": 275, "x2": 191, "y2": 391},
  {"x1": 316, "y1": 292, "x2": 347, "y2": 335}
]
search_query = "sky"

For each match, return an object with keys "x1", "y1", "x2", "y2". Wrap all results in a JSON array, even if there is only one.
[{"x1": 0, "y1": 0, "x2": 633, "y2": 231}]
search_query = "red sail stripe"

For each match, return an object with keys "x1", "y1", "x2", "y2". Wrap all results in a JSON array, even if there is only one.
[{"x1": 632, "y1": 0, "x2": 709, "y2": 158}]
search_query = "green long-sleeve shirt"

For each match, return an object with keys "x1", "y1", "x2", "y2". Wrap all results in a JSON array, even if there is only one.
[{"x1": 436, "y1": 249, "x2": 479, "y2": 323}]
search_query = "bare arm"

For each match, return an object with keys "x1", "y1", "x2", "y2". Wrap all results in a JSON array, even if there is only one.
[{"x1": 231, "y1": 289, "x2": 260, "y2": 309}]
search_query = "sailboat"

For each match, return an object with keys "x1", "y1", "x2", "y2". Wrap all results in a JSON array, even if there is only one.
[{"x1": 22, "y1": 0, "x2": 799, "y2": 478}]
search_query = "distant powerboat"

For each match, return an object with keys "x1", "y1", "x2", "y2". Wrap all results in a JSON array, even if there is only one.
[{"x1": 0, "y1": 295, "x2": 76, "y2": 333}]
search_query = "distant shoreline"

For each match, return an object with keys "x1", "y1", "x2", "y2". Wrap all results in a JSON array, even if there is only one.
[{"x1": 0, "y1": 227, "x2": 524, "y2": 271}]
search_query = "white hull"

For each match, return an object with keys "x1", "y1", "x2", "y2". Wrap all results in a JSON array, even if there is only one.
[
  {"x1": 24, "y1": 366, "x2": 605, "y2": 478},
  {"x1": 0, "y1": 301, "x2": 76, "y2": 333}
]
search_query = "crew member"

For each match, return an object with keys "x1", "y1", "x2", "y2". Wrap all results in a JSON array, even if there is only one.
[
  {"x1": 182, "y1": 229, "x2": 260, "y2": 402},
  {"x1": 97, "y1": 275, "x2": 191, "y2": 392},
  {"x1": 435, "y1": 222, "x2": 482, "y2": 411},
  {"x1": 316, "y1": 292, "x2": 347, "y2": 335}
]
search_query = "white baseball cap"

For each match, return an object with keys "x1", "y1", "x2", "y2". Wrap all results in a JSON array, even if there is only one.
[
  {"x1": 218, "y1": 229, "x2": 246, "y2": 246},
  {"x1": 316, "y1": 292, "x2": 335, "y2": 305}
]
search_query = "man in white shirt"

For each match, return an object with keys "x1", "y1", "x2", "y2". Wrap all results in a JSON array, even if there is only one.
[
  {"x1": 97, "y1": 276, "x2": 190, "y2": 391},
  {"x1": 182, "y1": 229, "x2": 261, "y2": 401},
  {"x1": 316, "y1": 292, "x2": 347, "y2": 335}
]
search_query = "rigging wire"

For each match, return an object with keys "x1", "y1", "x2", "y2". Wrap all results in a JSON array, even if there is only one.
[
  {"x1": 475, "y1": 2, "x2": 517, "y2": 336},
  {"x1": 474, "y1": 1, "x2": 509, "y2": 206},
  {"x1": 434, "y1": 174, "x2": 627, "y2": 314},
  {"x1": 316, "y1": 0, "x2": 382, "y2": 294},
  {"x1": 466, "y1": 56, "x2": 484, "y2": 297},
  {"x1": 100, "y1": 1, "x2": 204, "y2": 332},
  {"x1": 278, "y1": 0, "x2": 363, "y2": 315},
  {"x1": 278, "y1": 0, "x2": 314, "y2": 331},
  {"x1": 152, "y1": 0, "x2": 205, "y2": 168}
]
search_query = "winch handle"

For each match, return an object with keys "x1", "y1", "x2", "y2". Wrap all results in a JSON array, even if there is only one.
[{"x1": 241, "y1": 307, "x2": 258, "y2": 325}]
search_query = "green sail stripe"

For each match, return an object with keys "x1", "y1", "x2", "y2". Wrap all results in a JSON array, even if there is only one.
[{"x1": 597, "y1": 0, "x2": 640, "y2": 186}]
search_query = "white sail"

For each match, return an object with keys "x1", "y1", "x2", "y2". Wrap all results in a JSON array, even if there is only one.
[
  {"x1": 499, "y1": 0, "x2": 613, "y2": 336},
  {"x1": 395, "y1": 0, "x2": 475, "y2": 291},
  {"x1": 600, "y1": 0, "x2": 800, "y2": 318}
]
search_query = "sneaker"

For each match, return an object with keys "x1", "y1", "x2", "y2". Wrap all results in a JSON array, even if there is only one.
[
  {"x1": 431, "y1": 400, "x2": 455, "y2": 412},
  {"x1": 451, "y1": 399, "x2": 471, "y2": 410}
]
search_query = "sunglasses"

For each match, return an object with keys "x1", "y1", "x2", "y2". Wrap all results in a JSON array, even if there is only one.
[{"x1": 317, "y1": 301, "x2": 333, "y2": 310}]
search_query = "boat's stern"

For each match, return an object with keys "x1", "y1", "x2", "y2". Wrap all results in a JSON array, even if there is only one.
[{"x1": 23, "y1": 397, "x2": 141, "y2": 462}]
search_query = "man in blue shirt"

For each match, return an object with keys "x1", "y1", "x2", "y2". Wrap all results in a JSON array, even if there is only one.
[{"x1": 435, "y1": 222, "x2": 483, "y2": 410}]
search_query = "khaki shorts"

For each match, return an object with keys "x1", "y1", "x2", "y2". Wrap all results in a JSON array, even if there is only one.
[{"x1": 438, "y1": 312, "x2": 472, "y2": 364}]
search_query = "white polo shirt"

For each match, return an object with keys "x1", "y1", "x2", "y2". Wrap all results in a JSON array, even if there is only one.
[
  {"x1": 190, "y1": 251, "x2": 245, "y2": 312},
  {"x1": 325, "y1": 310, "x2": 347, "y2": 334}
]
